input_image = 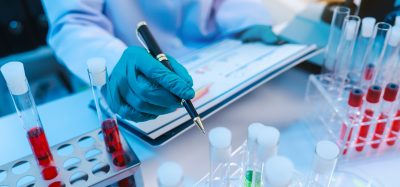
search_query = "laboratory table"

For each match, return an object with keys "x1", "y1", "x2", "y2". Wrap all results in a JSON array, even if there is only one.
[{"x1": 0, "y1": 67, "x2": 398, "y2": 187}]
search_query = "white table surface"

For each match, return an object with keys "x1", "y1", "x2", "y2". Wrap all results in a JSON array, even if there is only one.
[{"x1": 0, "y1": 68, "x2": 398, "y2": 187}]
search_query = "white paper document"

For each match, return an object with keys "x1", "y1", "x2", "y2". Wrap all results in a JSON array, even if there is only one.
[{"x1": 119, "y1": 39, "x2": 316, "y2": 139}]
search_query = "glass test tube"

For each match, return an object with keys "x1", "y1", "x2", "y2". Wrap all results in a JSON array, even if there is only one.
[
  {"x1": 340, "y1": 88, "x2": 364, "y2": 155},
  {"x1": 349, "y1": 17, "x2": 376, "y2": 84},
  {"x1": 263, "y1": 156, "x2": 296, "y2": 187},
  {"x1": 360, "y1": 23, "x2": 391, "y2": 89},
  {"x1": 375, "y1": 26, "x2": 400, "y2": 86},
  {"x1": 371, "y1": 83, "x2": 399, "y2": 149},
  {"x1": 355, "y1": 85, "x2": 383, "y2": 152},
  {"x1": 157, "y1": 162, "x2": 184, "y2": 187},
  {"x1": 385, "y1": 55, "x2": 400, "y2": 146},
  {"x1": 387, "y1": 50, "x2": 400, "y2": 86},
  {"x1": 249, "y1": 126, "x2": 280, "y2": 187},
  {"x1": 322, "y1": 6, "x2": 351, "y2": 75},
  {"x1": 242, "y1": 123, "x2": 264, "y2": 187},
  {"x1": 87, "y1": 58, "x2": 125, "y2": 164},
  {"x1": 387, "y1": 101, "x2": 400, "y2": 146},
  {"x1": 307, "y1": 141, "x2": 340, "y2": 187},
  {"x1": 333, "y1": 15, "x2": 360, "y2": 93},
  {"x1": 1, "y1": 62, "x2": 59, "y2": 180},
  {"x1": 208, "y1": 127, "x2": 232, "y2": 187}
]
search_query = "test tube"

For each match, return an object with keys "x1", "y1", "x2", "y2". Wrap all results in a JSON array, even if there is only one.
[
  {"x1": 340, "y1": 88, "x2": 364, "y2": 155},
  {"x1": 249, "y1": 126, "x2": 280, "y2": 187},
  {"x1": 387, "y1": 102, "x2": 400, "y2": 146},
  {"x1": 375, "y1": 26, "x2": 400, "y2": 86},
  {"x1": 307, "y1": 141, "x2": 340, "y2": 187},
  {"x1": 86, "y1": 58, "x2": 125, "y2": 164},
  {"x1": 263, "y1": 156, "x2": 295, "y2": 187},
  {"x1": 385, "y1": 57, "x2": 400, "y2": 146},
  {"x1": 322, "y1": 6, "x2": 350, "y2": 75},
  {"x1": 371, "y1": 83, "x2": 399, "y2": 149},
  {"x1": 1, "y1": 61, "x2": 59, "y2": 180},
  {"x1": 208, "y1": 127, "x2": 232, "y2": 187},
  {"x1": 157, "y1": 162, "x2": 184, "y2": 187},
  {"x1": 333, "y1": 15, "x2": 360, "y2": 92},
  {"x1": 242, "y1": 123, "x2": 264, "y2": 187},
  {"x1": 355, "y1": 85, "x2": 383, "y2": 152},
  {"x1": 349, "y1": 17, "x2": 376, "y2": 84},
  {"x1": 360, "y1": 23, "x2": 391, "y2": 89}
]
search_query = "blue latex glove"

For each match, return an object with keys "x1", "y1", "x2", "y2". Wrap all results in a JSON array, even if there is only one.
[
  {"x1": 237, "y1": 25, "x2": 281, "y2": 44},
  {"x1": 106, "y1": 46, "x2": 195, "y2": 122},
  {"x1": 384, "y1": 7, "x2": 400, "y2": 24}
]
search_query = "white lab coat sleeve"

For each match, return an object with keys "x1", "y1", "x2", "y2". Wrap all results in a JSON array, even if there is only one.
[
  {"x1": 216, "y1": 0, "x2": 273, "y2": 36},
  {"x1": 41, "y1": 0, "x2": 127, "y2": 83}
]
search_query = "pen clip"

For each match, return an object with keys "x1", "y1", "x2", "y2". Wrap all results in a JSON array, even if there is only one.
[{"x1": 136, "y1": 22, "x2": 150, "y2": 53}]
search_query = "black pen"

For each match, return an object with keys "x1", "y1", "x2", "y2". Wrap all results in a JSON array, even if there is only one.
[{"x1": 136, "y1": 21, "x2": 206, "y2": 134}]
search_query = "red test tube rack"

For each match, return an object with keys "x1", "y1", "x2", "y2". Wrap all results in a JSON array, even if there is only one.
[{"x1": 305, "y1": 74, "x2": 400, "y2": 161}]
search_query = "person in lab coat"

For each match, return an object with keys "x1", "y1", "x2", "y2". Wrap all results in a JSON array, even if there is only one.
[{"x1": 41, "y1": 0, "x2": 279, "y2": 122}]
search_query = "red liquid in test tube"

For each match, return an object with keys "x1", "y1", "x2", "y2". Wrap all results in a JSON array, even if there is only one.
[
  {"x1": 102, "y1": 118, "x2": 128, "y2": 167},
  {"x1": 371, "y1": 114, "x2": 387, "y2": 148},
  {"x1": 117, "y1": 176, "x2": 135, "y2": 187},
  {"x1": 102, "y1": 118, "x2": 123, "y2": 154},
  {"x1": 355, "y1": 85, "x2": 382, "y2": 152},
  {"x1": 387, "y1": 110, "x2": 400, "y2": 146},
  {"x1": 371, "y1": 83, "x2": 399, "y2": 149},
  {"x1": 28, "y1": 127, "x2": 59, "y2": 180},
  {"x1": 364, "y1": 64, "x2": 375, "y2": 81},
  {"x1": 340, "y1": 88, "x2": 364, "y2": 155},
  {"x1": 27, "y1": 127, "x2": 53, "y2": 166}
]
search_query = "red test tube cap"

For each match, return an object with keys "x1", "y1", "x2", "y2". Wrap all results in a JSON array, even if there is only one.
[
  {"x1": 348, "y1": 88, "x2": 364, "y2": 107},
  {"x1": 366, "y1": 85, "x2": 382, "y2": 103},
  {"x1": 383, "y1": 83, "x2": 399, "y2": 102}
]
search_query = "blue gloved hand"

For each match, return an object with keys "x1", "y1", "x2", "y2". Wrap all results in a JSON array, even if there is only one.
[
  {"x1": 237, "y1": 25, "x2": 281, "y2": 45},
  {"x1": 384, "y1": 7, "x2": 400, "y2": 25},
  {"x1": 106, "y1": 46, "x2": 195, "y2": 122}
]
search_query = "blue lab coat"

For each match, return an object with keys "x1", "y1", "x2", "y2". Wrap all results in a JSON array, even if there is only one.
[{"x1": 41, "y1": 0, "x2": 272, "y2": 81}]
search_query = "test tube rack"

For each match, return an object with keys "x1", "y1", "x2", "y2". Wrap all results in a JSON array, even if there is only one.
[
  {"x1": 194, "y1": 143, "x2": 245, "y2": 186},
  {"x1": 0, "y1": 128, "x2": 140, "y2": 187},
  {"x1": 305, "y1": 74, "x2": 400, "y2": 161},
  {"x1": 194, "y1": 142, "x2": 305, "y2": 187}
]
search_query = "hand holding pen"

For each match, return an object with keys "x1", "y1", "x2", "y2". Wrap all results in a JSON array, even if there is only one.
[{"x1": 136, "y1": 21, "x2": 206, "y2": 134}]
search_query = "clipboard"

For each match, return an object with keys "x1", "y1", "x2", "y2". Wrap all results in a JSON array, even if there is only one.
[{"x1": 115, "y1": 40, "x2": 320, "y2": 146}]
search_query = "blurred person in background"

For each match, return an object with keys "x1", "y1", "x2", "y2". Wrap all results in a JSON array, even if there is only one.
[{"x1": 41, "y1": 0, "x2": 279, "y2": 122}]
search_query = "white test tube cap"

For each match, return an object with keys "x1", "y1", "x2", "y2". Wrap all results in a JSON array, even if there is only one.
[
  {"x1": 388, "y1": 26, "x2": 400, "y2": 46},
  {"x1": 157, "y1": 162, "x2": 183, "y2": 187},
  {"x1": 361, "y1": 17, "x2": 376, "y2": 38},
  {"x1": 314, "y1": 140, "x2": 339, "y2": 173},
  {"x1": 86, "y1": 57, "x2": 107, "y2": 86},
  {"x1": 209, "y1": 127, "x2": 232, "y2": 160},
  {"x1": 1, "y1": 61, "x2": 28, "y2": 95},
  {"x1": 209, "y1": 127, "x2": 232, "y2": 149},
  {"x1": 257, "y1": 126, "x2": 280, "y2": 156},
  {"x1": 345, "y1": 20, "x2": 358, "y2": 41},
  {"x1": 247, "y1": 122, "x2": 264, "y2": 147},
  {"x1": 264, "y1": 156, "x2": 294, "y2": 187},
  {"x1": 395, "y1": 16, "x2": 400, "y2": 26}
]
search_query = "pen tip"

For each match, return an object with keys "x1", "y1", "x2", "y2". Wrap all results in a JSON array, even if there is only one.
[{"x1": 194, "y1": 117, "x2": 206, "y2": 135}]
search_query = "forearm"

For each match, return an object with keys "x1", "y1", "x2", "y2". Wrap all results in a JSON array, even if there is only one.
[
  {"x1": 42, "y1": 0, "x2": 127, "y2": 82},
  {"x1": 48, "y1": 24, "x2": 126, "y2": 82}
]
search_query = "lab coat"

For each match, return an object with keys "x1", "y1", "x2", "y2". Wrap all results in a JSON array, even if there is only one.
[{"x1": 41, "y1": 0, "x2": 272, "y2": 82}]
